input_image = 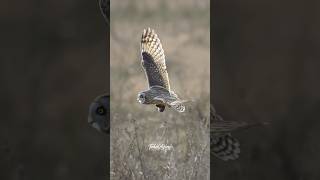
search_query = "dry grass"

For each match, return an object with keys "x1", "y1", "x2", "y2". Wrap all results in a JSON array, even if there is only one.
[{"x1": 110, "y1": 0, "x2": 210, "y2": 179}]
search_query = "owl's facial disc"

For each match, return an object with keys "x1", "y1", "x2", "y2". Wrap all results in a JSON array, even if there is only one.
[
  {"x1": 88, "y1": 95, "x2": 110, "y2": 134},
  {"x1": 137, "y1": 92, "x2": 145, "y2": 104}
]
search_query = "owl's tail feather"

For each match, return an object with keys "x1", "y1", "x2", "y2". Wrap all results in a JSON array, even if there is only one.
[
  {"x1": 211, "y1": 134, "x2": 240, "y2": 161},
  {"x1": 169, "y1": 101, "x2": 186, "y2": 112},
  {"x1": 156, "y1": 104, "x2": 165, "y2": 112}
]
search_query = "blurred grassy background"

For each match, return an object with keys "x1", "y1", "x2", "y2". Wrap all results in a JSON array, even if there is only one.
[
  {"x1": 212, "y1": 0, "x2": 320, "y2": 179},
  {"x1": 110, "y1": 0, "x2": 210, "y2": 179},
  {"x1": 0, "y1": 0, "x2": 109, "y2": 179}
]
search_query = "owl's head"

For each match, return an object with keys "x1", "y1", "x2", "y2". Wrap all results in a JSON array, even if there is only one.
[
  {"x1": 137, "y1": 92, "x2": 146, "y2": 104},
  {"x1": 88, "y1": 94, "x2": 110, "y2": 134}
]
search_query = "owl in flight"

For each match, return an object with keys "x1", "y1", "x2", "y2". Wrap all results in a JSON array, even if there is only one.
[{"x1": 137, "y1": 28, "x2": 187, "y2": 113}]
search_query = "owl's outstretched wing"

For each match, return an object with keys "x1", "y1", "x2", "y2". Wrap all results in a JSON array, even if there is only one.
[
  {"x1": 141, "y1": 28, "x2": 170, "y2": 90},
  {"x1": 211, "y1": 105, "x2": 249, "y2": 133}
]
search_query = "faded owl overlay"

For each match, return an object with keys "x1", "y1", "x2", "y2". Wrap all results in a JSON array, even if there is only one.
[
  {"x1": 88, "y1": 95, "x2": 110, "y2": 134},
  {"x1": 137, "y1": 28, "x2": 188, "y2": 113},
  {"x1": 87, "y1": 0, "x2": 110, "y2": 134},
  {"x1": 98, "y1": 0, "x2": 109, "y2": 25},
  {"x1": 211, "y1": 105, "x2": 268, "y2": 161}
]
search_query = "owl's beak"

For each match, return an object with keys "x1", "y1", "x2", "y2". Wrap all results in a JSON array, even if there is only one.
[
  {"x1": 137, "y1": 93, "x2": 145, "y2": 104},
  {"x1": 91, "y1": 122, "x2": 101, "y2": 132},
  {"x1": 88, "y1": 115, "x2": 94, "y2": 124},
  {"x1": 137, "y1": 96, "x2": 142, "y2": 103},
  {"x1": 88, "y1": 116, "x2": 101, "y2": 132},
  {"x1": 137, "y1": 98, "x2": 142, "y2": 103}
]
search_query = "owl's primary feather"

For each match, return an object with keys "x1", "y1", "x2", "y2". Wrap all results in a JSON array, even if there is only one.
[{"x1": 141, "y1": 27, "x2": 170, "y2": 90}]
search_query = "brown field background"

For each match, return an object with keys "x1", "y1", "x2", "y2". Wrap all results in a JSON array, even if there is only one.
[{"x1": 110, "y1": 0, "x2": 210, "y2": 179}]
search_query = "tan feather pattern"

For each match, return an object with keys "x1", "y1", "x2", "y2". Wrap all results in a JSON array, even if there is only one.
[{"x1": 141, "y1": 28, "x2": 170, "y2": 90}]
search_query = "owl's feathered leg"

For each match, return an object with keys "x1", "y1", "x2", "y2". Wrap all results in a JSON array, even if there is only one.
[
  {"x1": 168, "y1": 101, "x2": 186, "y2": 112},
  {"x1": 156, "y1": 104, "x2": 165, "y2": 112}
]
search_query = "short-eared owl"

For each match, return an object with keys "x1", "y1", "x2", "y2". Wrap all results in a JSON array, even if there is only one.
[
  {"x1": 88, "y1": 94, "x2": 110, "y2": 134},
  {"x1": 137, "y1": 28, "x2": 186, "y2": 113},
  {"x1": 88, "y1": 0, "x2": 110, "y2": 134}
]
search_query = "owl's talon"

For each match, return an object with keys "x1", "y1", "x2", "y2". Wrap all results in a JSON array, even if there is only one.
[{"x1": 156, "y1": 104, "x2": 165, "y2": 112}]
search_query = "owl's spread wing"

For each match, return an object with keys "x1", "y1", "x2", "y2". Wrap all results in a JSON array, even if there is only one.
[
  {"x1": 211, "y1": 105, "x2": 248, "y2": 133},
  {"x1": 141, "y1": 28, "x2": 170, "y2": 90}
]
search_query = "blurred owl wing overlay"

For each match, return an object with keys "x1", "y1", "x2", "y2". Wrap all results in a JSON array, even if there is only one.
[
  {"x1": 141, "y1": 28, "x2": 170, "y2": 90},
  {"x1": 98, "y1": 0, "x2": 109, "y2": 25},
  {"x1": 88, "y1": 94, "x2": 110, "y2": 134},
  {"x1": 210, "y1": 108, "x2": 240, "y2": 161},
  {"x1": 211, "y1": 105, "x2": 246, "y2": 161},
  {"x1": 211, "y1": 105, "x2": 268, "y2": 161}
]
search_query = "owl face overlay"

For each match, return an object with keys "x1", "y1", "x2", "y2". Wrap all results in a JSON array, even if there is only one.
[{"x1": 88, "y1": 95, "x2": 110, "y2": 134}]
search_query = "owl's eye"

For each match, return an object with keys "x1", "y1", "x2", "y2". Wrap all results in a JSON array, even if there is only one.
[
  {"x1": 140, "y1": 94, "x2": 144, "y2": 98},
  {"x1": 96, "y1": 106, "x2": 106, "y2": 115}
]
